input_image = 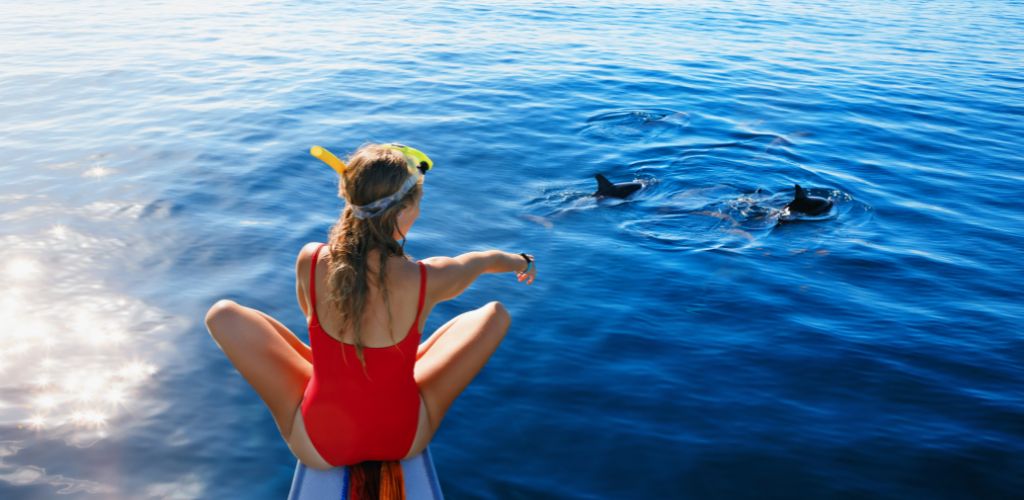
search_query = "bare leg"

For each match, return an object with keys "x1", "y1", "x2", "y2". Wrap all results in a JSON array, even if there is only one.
[
  {"x1": 407, "y1": 301, "x2": 510, "y2": 456},
  {"x1": 416, "y1": 314, "x2": 462, "y2": 361},
  {"x1": 205, "y1": 299, "x2": 311, "y2": 439},
  {"x1": 252, "y1": 308, "x2": 313, "y2": 364}
]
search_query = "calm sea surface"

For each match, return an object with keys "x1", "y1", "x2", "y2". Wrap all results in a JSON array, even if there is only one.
[{"x1": 2, "y1": 1, "x2": 1023, "y2": 498}]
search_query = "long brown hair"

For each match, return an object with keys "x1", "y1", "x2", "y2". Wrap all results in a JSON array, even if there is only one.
[
  {"x1": 324, "y1": 144, "x2": 422, "y2": 366},
  {"x1": 349, "y1": 460, "x2": 405, "y2": 500}
]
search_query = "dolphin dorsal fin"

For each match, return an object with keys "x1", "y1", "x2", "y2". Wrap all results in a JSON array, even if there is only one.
[
  {"x1": 793, "y1": 184, "x2": 806, "y2": 200},
  {"x1": 595, "y1": 174, "x2": 614, "y2": 192}
]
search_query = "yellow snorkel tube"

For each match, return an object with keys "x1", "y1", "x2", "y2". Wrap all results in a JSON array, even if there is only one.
[
  {"x1": 311, "y1": 143, "x2": 434, "y2": 220},
  {"x1": 310, "y1": 145, "x2": 347, "y2": 175},
  {"x1": 310, "y1": 144, "x2": 433, "y2": 176}
]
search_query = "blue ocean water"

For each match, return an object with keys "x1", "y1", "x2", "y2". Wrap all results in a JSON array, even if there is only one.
[{"x1": 2, "y1": 0, "x2": 1023, "y2": 498}]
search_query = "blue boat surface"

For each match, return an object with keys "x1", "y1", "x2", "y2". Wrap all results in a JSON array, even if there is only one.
[{"x1": 287, "y1": 447, "x2": 443, "y2": 500}]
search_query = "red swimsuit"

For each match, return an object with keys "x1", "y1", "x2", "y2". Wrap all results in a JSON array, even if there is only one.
[{"x1": 301, "y1": 244, "x2": 426, "y2": 467}]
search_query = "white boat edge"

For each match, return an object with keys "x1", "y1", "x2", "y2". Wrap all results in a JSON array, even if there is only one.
[{"x1": 287, "y1": 447, "x2": 443, "y2": 500}]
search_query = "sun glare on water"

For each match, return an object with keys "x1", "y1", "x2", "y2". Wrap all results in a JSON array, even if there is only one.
[{"x1": 0, "y1": 226, "x2": 179, "y2": 446}]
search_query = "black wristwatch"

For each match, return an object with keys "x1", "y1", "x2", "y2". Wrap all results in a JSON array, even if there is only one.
[{"x1": 519, "y1": 253, "x2": 533, "y2": 273}]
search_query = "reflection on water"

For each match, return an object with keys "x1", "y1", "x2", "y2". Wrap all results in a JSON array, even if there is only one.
[{"x1": 0, "y1": 217, "x2": 182, "y2": 494}]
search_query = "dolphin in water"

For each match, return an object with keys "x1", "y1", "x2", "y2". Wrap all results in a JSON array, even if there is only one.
[
  {"x1": 594, "y1": 173, "x2": 642, "y2": 199},
  {"x1": 785, "y1": 184, "x2": 833, "y2": 216}
]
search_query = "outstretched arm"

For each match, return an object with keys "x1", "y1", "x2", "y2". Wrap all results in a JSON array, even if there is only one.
[{"x1": 423, "y1": 250, "x2": 536, "y2": 303}]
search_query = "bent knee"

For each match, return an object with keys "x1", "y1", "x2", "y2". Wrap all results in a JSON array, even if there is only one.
[
  {"x1": 205, "y1": 299, "x2": 242, "y2": 332},
  {"x1": 483, "y1": 301, "x2": 511, "y2": 329}
]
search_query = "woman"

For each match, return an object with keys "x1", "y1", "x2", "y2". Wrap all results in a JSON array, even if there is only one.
[{"x1": 205, "y1": 143, "x2": 536, "y2": 481}]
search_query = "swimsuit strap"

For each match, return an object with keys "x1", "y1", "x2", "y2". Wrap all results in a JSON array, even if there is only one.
[
  {"x1": 309, "y1": 243, "x2": 327, "y2": 319},
  {"x1": 311, "y1": 244, "x2": 425, "y2": 335},
  {"x1": 412, "y1": 262, "x2": 427, "y2": 331}
]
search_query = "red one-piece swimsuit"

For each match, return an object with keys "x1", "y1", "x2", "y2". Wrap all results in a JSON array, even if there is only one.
[{"x1": 300, "y1": 243, "x2": 425, "y2": 466}]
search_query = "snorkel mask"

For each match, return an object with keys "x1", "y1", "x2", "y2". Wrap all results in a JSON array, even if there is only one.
[{"x1": 310, "y1": 143, "x2": 433, "y2": 220}]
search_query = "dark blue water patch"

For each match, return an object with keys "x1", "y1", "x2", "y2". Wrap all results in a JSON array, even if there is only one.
[{"x1": 580, "y1": 108, "x2": 692, "y2": 142}]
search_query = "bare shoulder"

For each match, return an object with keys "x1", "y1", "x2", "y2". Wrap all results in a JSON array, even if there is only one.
[
  {"x1": 417, "y1": 256, "x2": 452, "y2": 282},
  {"x1": 417, "y1": 256, "x2": 460, "y2": 302},
  {"x1": 393, "y1": 254, "x2": 425, "y2": 281},
  {"x1": 295, "y1": 242, "x2": 325, "y2": 283},
  {"x1": 419, "y1": 255, "x2": 456, "y2": 269}
]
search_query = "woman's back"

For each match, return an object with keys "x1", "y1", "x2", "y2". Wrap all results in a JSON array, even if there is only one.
[
  {"x1": 300, "y1": 243, "x2": 427, "y2": 466},
  {"x1": 307, "y1": 245, "x2": 427, "y2": 347}
]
